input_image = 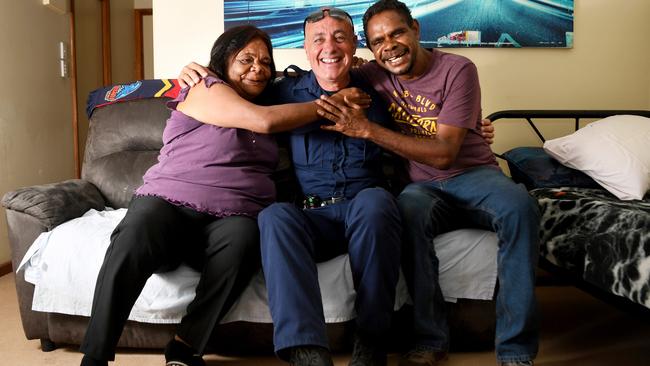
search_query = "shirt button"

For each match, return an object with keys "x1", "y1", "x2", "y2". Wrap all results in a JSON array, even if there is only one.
[{"x1": 332, "y1": 164, "x2": 339, "y2": 171}]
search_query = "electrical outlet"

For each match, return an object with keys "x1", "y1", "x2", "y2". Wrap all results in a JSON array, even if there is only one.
[
  {"x1": 59, "y1": 41, "x2": 68, "y2": 78},
  {"x1": 59, "y1": 41, "x2": 67, "y2": 60},
  {"x1": 60, "y1": 59, "x2": 68, "y2": 78}
]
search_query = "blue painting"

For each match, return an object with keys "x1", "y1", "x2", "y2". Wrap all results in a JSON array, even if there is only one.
[{"x1": 224, "y1": 0, "x2": 574, "y2": 48}]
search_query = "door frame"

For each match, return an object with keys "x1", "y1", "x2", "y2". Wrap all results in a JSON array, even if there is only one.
[{"x1": 134, "y1": 8, "x2": 153, "y2": 80}]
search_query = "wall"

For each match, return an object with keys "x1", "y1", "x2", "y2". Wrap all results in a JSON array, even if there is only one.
[
  {"x1": 75, "y1": 0, "x2": 138, "y2": 168},
  {"x1": 0, "y1": 0, "x2": 75, "y2": 264},
  {"x1": 143, "y1": 15, "x2": 154, "y2": 79},
  {"x1": 134, "y1": 0, "x2": 151, "y2": 8},
  {"x1": 136, "y1": 0, "x2": 154, "y2": 79},
  {"x1": 153, "y1": 0, "x2": 222, "y2": 78},
  {"x1": 74, "y1": 0, "x2": 103, "y2": 169},
  {"x1": 153, "y1": 0, "x2": 650, "y2": 123},
  {"x1": 110, "y1": 0, "x2": 136, "y2": 84}
]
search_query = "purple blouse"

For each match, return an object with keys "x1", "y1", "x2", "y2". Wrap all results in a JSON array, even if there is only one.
[{"x1": 135, "y1": 76, "x2": 278, "y2": 218}]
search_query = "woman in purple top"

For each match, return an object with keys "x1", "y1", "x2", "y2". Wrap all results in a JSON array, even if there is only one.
[{"x1": 80, "y1": 26, "x2": 367, "y2": 366}]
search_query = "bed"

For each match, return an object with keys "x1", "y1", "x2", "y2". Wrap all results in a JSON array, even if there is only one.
[{"x1": 486, "y1": 110, "x2": 650, "y2": 313}]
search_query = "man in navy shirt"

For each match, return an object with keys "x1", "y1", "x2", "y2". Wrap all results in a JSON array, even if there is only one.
[{"x1": 257, "y1": 8, "x2": 403, "y2": 366}]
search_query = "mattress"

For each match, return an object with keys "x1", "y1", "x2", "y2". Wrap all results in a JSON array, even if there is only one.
[{"x1": 533, "y1": 187, "x2": 650, "y2": 309}]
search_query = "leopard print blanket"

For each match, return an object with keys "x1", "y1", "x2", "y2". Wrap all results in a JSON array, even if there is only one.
[{"x1": 532, "y1": 187, "x2": 650, "y2": 310}]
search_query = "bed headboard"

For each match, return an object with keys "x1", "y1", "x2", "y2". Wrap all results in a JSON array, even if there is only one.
[{"x1": 485, "y1": 109, "x2": 650, "y2": 159}]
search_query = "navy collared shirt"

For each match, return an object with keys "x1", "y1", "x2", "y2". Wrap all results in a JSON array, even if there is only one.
[{"x1": 270, "y1": 70, "x2": 391, "y2": 200}]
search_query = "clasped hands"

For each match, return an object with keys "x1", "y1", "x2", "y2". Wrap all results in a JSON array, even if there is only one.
[
  {"x1": 317, "y1": 90, "x2": 496, "y2": 144},
  {"x1": 316, "y1": 89, "x2": 373, "y2": 139}
]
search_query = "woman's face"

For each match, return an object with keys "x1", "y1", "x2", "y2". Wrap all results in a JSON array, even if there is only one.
[{"x1": 226, "y1": 38, "x2": 273, "y2": 100}]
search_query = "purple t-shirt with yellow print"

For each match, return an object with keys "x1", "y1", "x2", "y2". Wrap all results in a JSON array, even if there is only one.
[{"x1": 356, "y1": 49, "x2": 498, "y2": 182}]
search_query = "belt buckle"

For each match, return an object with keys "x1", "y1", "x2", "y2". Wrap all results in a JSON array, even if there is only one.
[
  {"x1": 302, "y1": 195, "x2": 345, "y2": 209},
  {"x1": 328, "y1": 196, "x2": 345, "y2": 205},
  {"x1": 321, "y1": 196, "x2": 345, "y2": 207}
]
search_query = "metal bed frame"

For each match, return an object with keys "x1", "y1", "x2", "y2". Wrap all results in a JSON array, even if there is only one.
[
  {"x1": 484, "y1": 109, "x2": 650, "y2": 316},
  {"x1": 486, "y1": 109, "x2": 650, "y2": 158}
]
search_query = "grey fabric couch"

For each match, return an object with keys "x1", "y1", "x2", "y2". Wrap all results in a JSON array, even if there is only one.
[{"x1": 2, "y1": 96, "x2": 495, "y2": 355}]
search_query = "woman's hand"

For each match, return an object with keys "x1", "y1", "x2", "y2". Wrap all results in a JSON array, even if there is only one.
[
  {"x1": 178, "y1": 62, "x2": 211, "y2": 88},
  {"x1": 352, "y1": 56, "x2": 368, "y2": 68},
  {"x1": 481, "y1": 118, "x2": 495, "y2": 144},
  {"x1": 328, "y1": 87, "x2": 371, "y2": 109}
]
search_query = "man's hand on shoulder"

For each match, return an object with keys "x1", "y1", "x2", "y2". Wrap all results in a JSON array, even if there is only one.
[
  {"x1": 178, "y1": 62, "x2": 211, "y2": 89},
  {"x1": 352, "y1": 56, "x2": 368, "y2": 68}
]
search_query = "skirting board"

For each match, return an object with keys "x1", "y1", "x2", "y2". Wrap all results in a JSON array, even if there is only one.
[{"x1": 0, "y1": 261, "x2": 12, "y2": 277}]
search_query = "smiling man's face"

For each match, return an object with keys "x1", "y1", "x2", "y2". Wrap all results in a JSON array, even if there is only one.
[
  {"x1": 366, "y1": 9, "x2": 421, "y2": 79},
  {"x1": 304, "y1": 13, "x2": 357, "y2": 91}
]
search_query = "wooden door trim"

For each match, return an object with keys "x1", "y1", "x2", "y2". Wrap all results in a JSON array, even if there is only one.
[
  {"x1": 70, "y1": 0, "x2": 80, "y2": 177},
  {"x1": 134, "y1": 8, "x2": 153, "y2": 80},
  {"x1": 101, "y1": 0, "x2": 112, "y2": 85},
  {"x1": 0, "y1": 261, "x2": 12, "y2": 277}
]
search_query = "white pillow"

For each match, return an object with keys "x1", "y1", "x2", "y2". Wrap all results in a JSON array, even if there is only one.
[{"x1": 543, "y1": 114, "x2": 650, "y2": 200}]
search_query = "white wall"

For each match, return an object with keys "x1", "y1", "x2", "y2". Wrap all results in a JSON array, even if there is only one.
[
  {"x1": 153, "y1": 0, "x2": 223, "y2": 78},
  {"x1": 0, "y1": 0, "x2": 75, "y2": 264}
]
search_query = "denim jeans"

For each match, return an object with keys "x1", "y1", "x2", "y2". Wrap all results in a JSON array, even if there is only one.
[
  {"x1": 258, "y1": 187, "x2": 402, "y2": 357},
  {"x1": 397, "y1": 166, "x2": 540, "y2": 363}
]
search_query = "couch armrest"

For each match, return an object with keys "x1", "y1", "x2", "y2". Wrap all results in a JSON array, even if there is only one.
[
  {"x1": 1, "y1": 179, "x2": 105, "y2": 230},
  {"x1": 2, "y1": 179, "x2": 104, "y2": 341},
  {"x1": 5, "y1": 210, "x2": 49, "y2": 340}
]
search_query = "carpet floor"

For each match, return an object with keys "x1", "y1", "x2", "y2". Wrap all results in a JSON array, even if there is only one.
[{"x1": 1, "y1": 273, "x2": 649, "y2": 365}]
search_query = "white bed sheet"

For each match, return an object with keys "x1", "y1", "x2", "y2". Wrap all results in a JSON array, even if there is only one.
[{"x1": 18, "y1": 209, "x2": 497, "y2": 324}]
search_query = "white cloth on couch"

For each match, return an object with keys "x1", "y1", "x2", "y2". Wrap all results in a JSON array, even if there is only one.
[{"x1": 18, "y1": 208, "x2": 497, "y2": 324}]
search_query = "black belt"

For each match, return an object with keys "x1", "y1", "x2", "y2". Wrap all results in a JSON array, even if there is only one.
[{"x1": 303, "y1": 195, "x2": 346, "y2": 209}]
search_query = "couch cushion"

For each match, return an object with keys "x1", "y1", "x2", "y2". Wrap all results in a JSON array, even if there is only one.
[
  {"x1": 83, "y1": 151, "x2": 159, "y2": 208},
  {"x1": 82, "y1": 98, "x2": 170, "y2": 207}
]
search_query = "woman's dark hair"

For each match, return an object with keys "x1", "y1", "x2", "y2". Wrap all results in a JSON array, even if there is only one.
[
  {"x1": 208, "y1": 25, "x2": 276, "y2": 88},
  {"x1": 363, "y1": 0, "x2": 415, "y2": 48}
]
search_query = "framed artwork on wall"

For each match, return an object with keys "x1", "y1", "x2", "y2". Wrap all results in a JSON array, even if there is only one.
[{"x1": 224, "y1": 0, "x2": 574, "y2": 48}]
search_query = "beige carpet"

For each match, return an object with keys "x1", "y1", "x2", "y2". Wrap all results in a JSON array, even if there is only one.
[{"x1": 1, "y1": 272, "x2": 649, "y2": 366}]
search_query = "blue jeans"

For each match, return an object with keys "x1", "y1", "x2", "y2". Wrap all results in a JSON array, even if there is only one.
[
  {"x1": 397, "y1": 166, "x2": 540, "y2": 363},
  {"x1": 258, "y1": 187, "x2": 401, "y2": 357}
]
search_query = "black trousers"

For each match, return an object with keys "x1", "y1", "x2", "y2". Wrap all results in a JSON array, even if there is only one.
[{"x1": 80, "y1": 195, "x2": 260, "y2": 360}]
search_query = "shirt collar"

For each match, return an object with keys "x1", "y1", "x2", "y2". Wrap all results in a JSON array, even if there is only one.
[
  {"x1": 292, "y1": 70, "x2": 362, "y2": 96},
  {"x1": 293, "y1": 70, "x2": 329, "y2": 97}
]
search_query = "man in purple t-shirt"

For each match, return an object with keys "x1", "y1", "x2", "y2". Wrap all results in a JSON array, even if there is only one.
[{"x1": 316, "y1": 1, "x2": 540, "y2": 365}]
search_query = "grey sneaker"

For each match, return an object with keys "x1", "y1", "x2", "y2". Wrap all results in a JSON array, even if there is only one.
[
  {"x1": 289, "y1": 346, "x2": 334, "y2": 366},
  {"x1": 499, "y1": 361, "x2": 534, "y2": 366},
  {"x1": 349, "y1": 335, "x2": 387, "y2": 366},
  {"x1": 398, "y1": 345, "x2": 447, "y2": 366}
]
